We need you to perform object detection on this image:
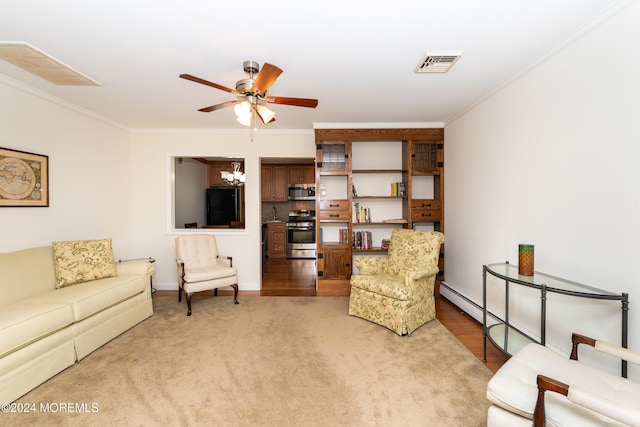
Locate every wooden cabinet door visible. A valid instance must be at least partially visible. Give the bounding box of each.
[411,141,443,174]
[272,166,288,201]
[261,166,273,201]
[261,165,288,201]
[318,247,351,279]
[317,142,350,174]
[288,166,315,184]
[288,167,303,184]
[303,166,315,183]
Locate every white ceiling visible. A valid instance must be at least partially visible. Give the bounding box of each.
[0,0,627,130]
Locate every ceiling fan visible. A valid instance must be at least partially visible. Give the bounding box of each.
[180,60,318,126]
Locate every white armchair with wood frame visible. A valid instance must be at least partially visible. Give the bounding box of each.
[487,333,640,426]
[175,234,239,316]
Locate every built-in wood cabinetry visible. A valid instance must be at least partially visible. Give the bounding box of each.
[288,166,315,184]
[267,222,286,258]
[261,164,315,202]
[261,165,288,202]
[315,129,445,296]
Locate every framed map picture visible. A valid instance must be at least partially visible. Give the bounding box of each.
[0,147,49,207]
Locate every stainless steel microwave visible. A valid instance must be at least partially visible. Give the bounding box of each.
[288,184,315,201]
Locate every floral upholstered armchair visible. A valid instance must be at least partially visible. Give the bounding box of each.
[349,229,444,336]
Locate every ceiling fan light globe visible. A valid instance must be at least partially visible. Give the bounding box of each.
[256,105,276,124]
[236,114,252,127]
[234,100,251,116]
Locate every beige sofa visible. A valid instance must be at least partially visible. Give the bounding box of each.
[0,242,154,403]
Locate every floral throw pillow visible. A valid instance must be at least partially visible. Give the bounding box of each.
[52,238,116,288]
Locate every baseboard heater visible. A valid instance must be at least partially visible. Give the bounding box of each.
[440,281,501,325]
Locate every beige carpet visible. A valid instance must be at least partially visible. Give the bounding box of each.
[7,295,492,426]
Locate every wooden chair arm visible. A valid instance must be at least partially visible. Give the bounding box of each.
[534,375,569,427]
[535,374,640,427]
[571,332,640,366]
[571,332,596,360]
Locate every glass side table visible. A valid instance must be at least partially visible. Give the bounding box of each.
[482,262,629,376]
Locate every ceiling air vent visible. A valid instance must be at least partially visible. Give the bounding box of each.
[414,52,463,74]
[0,42,100,86]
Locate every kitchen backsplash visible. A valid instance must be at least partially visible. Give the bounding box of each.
[262,201,315,222]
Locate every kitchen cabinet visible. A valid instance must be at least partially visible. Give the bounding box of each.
[261,165,288,202]
[288,166,315,184]
[267,222,286,258]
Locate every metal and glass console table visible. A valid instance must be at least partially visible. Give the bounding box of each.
[483,262,629,376]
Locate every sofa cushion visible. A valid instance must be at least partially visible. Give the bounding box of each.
[184,264,237,282]
[387,229,443,276]
[0,302,74,358]
[350,274,410,300]
[0,246,57,305]
[24,275,146,322]
[52,238,117,288]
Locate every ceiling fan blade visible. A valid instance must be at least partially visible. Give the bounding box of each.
[180,73,239,95]
[251,63,283,96]
[198,100,238,112]
[266,96,318,108]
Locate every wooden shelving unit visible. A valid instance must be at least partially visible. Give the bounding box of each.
[315,128,445,296]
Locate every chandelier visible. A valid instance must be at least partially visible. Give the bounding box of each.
[220,161,245,186]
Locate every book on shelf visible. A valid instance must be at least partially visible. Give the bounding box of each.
[381,238,390,250]
[390,182,407,197]
[319,227,349,245]
[382,218,407,224]
[339,228,349,245]
[352,202,371,223]
[352,230,373,250]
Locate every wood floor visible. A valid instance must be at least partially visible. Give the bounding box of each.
[261,258,509,373]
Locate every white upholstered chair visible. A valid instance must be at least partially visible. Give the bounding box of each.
[487,333,640,426]
[175,234,239,316]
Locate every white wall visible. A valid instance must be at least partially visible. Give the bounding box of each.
[129,130,315,292]
[0,79,134,257]
[0,76,315,292]
[444,2,640,380]
[174,157,206,228]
